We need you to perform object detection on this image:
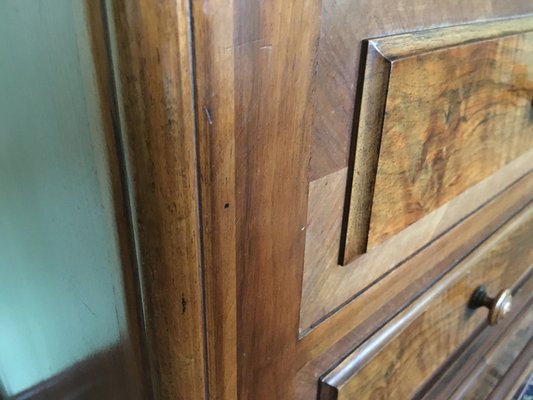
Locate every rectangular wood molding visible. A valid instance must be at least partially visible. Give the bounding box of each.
[341,16,533,264]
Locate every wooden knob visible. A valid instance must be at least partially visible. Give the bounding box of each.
[469,286,512,326]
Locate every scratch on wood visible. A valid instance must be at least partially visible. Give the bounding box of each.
[225,38,264,50]
[203,105,213,125]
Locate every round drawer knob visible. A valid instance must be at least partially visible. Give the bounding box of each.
[469,286,513,326]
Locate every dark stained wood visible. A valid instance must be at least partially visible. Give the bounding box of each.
[104,0,206,398]
[310,0,533,181]
[6,1,533,399]
[342,18,533,263]
[105,2,533,399]
[191,0,322,398]
[320,204,533,400]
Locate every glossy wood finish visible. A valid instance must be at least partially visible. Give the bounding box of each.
[421,288,533,400]
[310,0,533,180]
[450,305,533,400]
[104,1,206,398]
[6,1,533,399]
[190,2,237,397]
[342,18,533,263]
[191,1,321,398]
[301,156,533,332]
[320,204,533,400]
[185,7,533,400]
[179,2,533,399]
[296,175,533,399]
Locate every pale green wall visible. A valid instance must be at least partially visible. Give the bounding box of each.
[0,1,128,395]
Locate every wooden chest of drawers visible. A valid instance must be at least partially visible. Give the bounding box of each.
[2,2,532,399]
[104,1,533,399]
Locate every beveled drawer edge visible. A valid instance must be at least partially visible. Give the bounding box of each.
[320,205,533,398]
[299,172,533,366]
[301,152,533,333]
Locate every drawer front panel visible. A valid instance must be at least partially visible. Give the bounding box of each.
[301,18,533,334]
[342,18,533,263]
[321,203,533,400]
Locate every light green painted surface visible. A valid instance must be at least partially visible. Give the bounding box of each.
[0,1,127,395]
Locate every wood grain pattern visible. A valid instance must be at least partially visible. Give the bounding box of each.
[185,6,533,400]
[191,1,322,398]
[295,172,533,399]
[104,1,206,398]
[191,1,237,398]
[343,17,533,263]
[420,291,533,400]
[489,340,533,400]
[310,0,533,180]
[320,204,533,400]
[301,154,533,332]
[450,305,533,400]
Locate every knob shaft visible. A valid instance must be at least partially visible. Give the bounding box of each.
[469,286,512,326]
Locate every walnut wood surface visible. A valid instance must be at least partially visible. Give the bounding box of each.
[104,1,206,398]
[296,173,533,399]
[489,340,533,400]
[302,156,533,332]
[9,2,533,399]
[450,305,533,400]
[320,205,533,400]
[342,18,533,263]
[310,0,533,181]
[188,9,533,400]
[190,1,238,398]
[192,1,321,398]
[420,290,533,400]
[103,1,533,398]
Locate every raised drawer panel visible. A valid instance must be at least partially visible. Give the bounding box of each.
[320,203,533,400]
[342,18,533,263]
